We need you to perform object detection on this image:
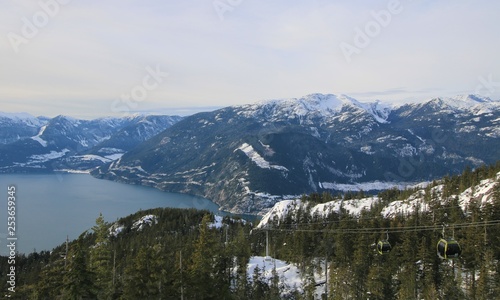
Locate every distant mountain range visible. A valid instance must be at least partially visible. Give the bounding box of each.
[0,113,182,172]
[86,93,500,214]
[1,94,499,214]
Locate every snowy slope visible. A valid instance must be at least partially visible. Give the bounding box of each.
[438,94,500,114]
[257,197,380,228]
[247,256,328,299]
[0,112,47,144]
[258,172,500,227]
[0,112,44,126]
[238,93,391,124]
[236,143,288,171]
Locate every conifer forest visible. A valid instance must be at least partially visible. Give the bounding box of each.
[1,162,500,299]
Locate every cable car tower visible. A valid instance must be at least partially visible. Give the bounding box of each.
[437,224,462,259]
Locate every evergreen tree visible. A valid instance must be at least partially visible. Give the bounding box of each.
[122,246,159,299]
[36,258,66,299]
[187,214,221,299]
[396,227,418,300]
[90,213,113,299]
[63,233,97,299]
[233,226,252,299]
[302,264,316,300]
[267,265,282,300]
[251,265,268,300]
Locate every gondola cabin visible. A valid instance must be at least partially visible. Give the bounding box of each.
[437,238,461,259]
[377,240,391,255]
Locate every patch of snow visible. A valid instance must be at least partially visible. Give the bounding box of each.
[55,169,91,174]
[320,181,417,191]
[247,256,304,296]
[75,154,110,163]
[98,147,124,154]
[79,139,89,147]
[109,223,125,237]
[396,144,417,157]
[104,153,124,161]
[31,125,48,147]
[132,214,158,231]
[458,125,476,133]
[209,215,224,229]
[407,129,425,143]
[458,175,499,211]
[360,145,374,155]
[29,149,70,162]
[310,127,321,138]
[236,143,288,171]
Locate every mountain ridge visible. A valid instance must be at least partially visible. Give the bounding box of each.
[92,93,500,214]
[0,114,183,172]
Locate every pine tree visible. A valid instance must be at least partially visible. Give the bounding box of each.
[122,246,159,299]
[63,233,97,299]
[187,214,220,299]
[251,264,268,300]
[90,213,112,299]
[366,255,394,300]
[233,225,251,299]
[267,265,282,300]
[476,248,495,300]
[36,257,66,299]
[303,264,316,300]
[396,228,418,300]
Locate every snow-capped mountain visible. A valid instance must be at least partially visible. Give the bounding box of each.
[0,112,48,144]
[0,114,183,172]
[92,93,500,214]
[239,93,392,124]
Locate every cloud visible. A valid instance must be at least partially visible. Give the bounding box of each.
[1,0,499,118]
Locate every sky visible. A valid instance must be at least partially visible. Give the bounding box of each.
[1,0,500,119]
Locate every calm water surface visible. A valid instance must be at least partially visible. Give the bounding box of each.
[0,174,224,255]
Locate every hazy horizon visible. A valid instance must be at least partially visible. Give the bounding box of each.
[2,0,500,119]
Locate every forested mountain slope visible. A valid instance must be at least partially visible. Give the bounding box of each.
[2,162,500,299]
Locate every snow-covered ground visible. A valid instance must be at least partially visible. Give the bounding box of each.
[29,149,70,162]
[319,180,424,192]
[258,172,500,227]
[132,214,158,230]
[247,256,328,299]
[257,197,380,228]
